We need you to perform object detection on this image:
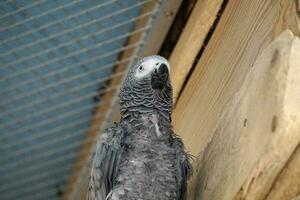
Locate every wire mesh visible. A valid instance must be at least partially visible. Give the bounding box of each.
[0,0,161,199]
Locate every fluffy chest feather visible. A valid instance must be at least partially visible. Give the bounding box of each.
[141,114,162,137]
[111,115,177,200]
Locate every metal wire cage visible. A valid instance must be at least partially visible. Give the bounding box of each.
[0,0,165,199]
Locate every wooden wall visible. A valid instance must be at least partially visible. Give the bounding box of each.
[170,0,300,199]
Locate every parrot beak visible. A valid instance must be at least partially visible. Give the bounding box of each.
[151,63,169,90]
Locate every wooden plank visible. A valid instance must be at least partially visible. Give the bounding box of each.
[190,30,300,200]
[170,0,299,199]
[235,31,300,200]
[170,0,224,101]
[293,195,300,200]
[140,0,183,57]
[173,0,300,157]
[265,145,300,200]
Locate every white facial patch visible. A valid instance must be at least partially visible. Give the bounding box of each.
[134,55,170,79]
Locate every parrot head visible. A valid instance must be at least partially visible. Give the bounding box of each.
[119,55,173,121]
[133,55,170,90]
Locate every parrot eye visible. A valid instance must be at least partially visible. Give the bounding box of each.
[138,65,144,71]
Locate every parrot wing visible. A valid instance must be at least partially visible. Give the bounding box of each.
[172,136,193,200]
[86,125,124,200]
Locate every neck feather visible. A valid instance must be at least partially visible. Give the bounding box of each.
[119,82,173,122]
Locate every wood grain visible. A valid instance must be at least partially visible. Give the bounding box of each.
[293,195,300,200]
[265,145,300,200]
[189,30,300,200]
[170,0,299,199]
[263,29,300,200]
[232,31,300,200]
[173,0,299,158]
[169,0,224,101]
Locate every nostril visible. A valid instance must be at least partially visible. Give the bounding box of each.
[159,63,168,74]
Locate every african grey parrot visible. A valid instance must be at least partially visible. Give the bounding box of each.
[87,55,193,200]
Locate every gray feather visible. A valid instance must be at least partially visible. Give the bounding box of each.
[172,136,193,200]
[87,55,192,200]
[86,125,124,200]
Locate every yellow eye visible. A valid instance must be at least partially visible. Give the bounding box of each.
[139,65,144,71]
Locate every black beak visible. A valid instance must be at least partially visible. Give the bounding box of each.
[151,63,169,90]
[158,63,169,75]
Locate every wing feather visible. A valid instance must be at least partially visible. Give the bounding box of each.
[86,126,124,200]
[172,136,193,200]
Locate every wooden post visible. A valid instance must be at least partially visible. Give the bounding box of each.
[170,0,225,101]
[173,0,300,157]
[265,145,300,200]
[170,0,299,199]
[191,30,300,200]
